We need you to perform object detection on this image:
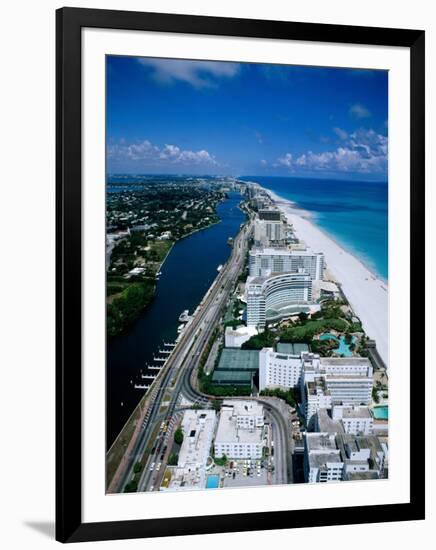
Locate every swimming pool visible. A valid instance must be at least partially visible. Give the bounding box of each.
[319,333,356,357]
[373,406,389,420]
[206,475,220,489]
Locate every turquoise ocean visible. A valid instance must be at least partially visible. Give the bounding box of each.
[241,176,388,281]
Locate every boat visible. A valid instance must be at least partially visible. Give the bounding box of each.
[227,237,234,246]
[177,324,185,334]
[134,384,149,390]
[179,309,190,322]
[217,264,223,272]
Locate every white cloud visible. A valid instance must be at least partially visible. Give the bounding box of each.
[277,153,293,168]
[276,129,387,174]
[255,131,263,144]
[108,139,217,166]
[260,159,268,166]
[333,127,348,140]
[349,103,371,119]
[138,59,240,88]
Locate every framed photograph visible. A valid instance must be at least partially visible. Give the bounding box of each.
[56,7,425,543]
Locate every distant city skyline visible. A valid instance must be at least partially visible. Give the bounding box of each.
[107,56,388,181]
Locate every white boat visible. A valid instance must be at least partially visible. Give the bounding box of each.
[179,309,190,322]
[217,264,223,272]
[177,324,185,334]
[134,384,149,390]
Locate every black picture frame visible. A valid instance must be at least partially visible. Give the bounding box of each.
[56,7,425,543]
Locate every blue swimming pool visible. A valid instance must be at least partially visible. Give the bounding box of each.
[206,475,220,489]
[319,333,356,357]
[373,406,388,420]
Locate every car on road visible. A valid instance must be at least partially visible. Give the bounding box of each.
[149,462,155,471]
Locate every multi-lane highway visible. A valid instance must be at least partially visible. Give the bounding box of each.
[113,216,252,492]
[113,212,291,493]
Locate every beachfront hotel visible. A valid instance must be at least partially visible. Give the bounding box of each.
[246,271,313,328]
[248,246,324,281]
[301,355,374,422]
[253,218,287,244]
[304,432,388,483]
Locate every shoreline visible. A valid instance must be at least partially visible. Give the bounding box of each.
[255,184,388,366]
[265,187,387,284]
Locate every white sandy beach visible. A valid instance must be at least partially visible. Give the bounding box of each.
[264,188,388,366]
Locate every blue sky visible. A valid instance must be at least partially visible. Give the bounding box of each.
[107,56,388,181]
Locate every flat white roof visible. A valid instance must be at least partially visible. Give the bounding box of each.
[250,246,322,256]
[177,409,216,468]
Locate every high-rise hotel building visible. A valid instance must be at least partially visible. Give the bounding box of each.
[246,271,313,328]
[249,246,324,281]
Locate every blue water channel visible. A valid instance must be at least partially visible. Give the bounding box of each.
[107,192,245,448]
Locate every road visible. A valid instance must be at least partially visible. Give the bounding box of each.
[114,212,292,493]
[114,216,252,492]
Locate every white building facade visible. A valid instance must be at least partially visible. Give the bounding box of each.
[249,247,324,281]
[214,400,265,460]
[259,347,302,390]
[301,355,374,422]
[332,405,374,435]
[246,272,313,328]
[304,433,344,483]
[253,219,286,244]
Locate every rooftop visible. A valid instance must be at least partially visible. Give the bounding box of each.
[317,409,344,434]
[250,246,322,256]
[305,432,337,452]
[321,357,372,367]
[215,348,260,372]
[177,409,216,469]
[276,342,309,355]
[222,400,264,418]
[333,406,372,419]
[309,452,343,469]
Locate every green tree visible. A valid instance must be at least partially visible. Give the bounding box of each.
[372,387,380,404]
[124,480,138,493]
[298,312,308,324]
[174,427,184,446]
[214,454,227,467]
[168,453,179,466]
[212,399,223,412]
[133,462,142,474]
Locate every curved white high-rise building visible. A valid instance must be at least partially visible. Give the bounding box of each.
[246,271,313,328]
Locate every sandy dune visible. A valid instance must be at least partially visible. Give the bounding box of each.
[265,189,388,366]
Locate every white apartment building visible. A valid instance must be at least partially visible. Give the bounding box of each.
[259,347,302,390]
[305,377,333,421]
[332,405,374,435]
[254,219,286,244]
[165,409,216,492]
[301,355,374,422]
[304,433,344,483]
[249,246,324,281]
[305,432,387,483]
[214,400,265,460]
[246,272,313,328]
[337,434,388,480]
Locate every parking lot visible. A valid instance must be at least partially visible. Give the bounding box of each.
[221,459,271,488]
